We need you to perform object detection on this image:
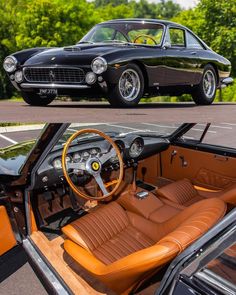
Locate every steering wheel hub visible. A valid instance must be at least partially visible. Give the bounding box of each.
[86,158,102,174]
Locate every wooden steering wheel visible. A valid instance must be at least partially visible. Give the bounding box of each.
[133,34,157,45]
[62,129,124,201]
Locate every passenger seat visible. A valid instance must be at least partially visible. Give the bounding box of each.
[157,178,236,207]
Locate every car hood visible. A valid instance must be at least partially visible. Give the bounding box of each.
[0,141,35,176]
[23,43,140,66]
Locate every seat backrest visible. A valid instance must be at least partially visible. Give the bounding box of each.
[63,202,129,252]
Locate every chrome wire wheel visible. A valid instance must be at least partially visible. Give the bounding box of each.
[118,69,141,102]
[203,70,216,99]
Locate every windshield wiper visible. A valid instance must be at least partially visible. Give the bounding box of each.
[77,41,94,44]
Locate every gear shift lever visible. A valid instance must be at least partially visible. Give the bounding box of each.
[131,162,149,199]
[131,162,138,192]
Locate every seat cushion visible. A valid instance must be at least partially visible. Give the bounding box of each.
[157,178,203,206]
[62,202,155,264]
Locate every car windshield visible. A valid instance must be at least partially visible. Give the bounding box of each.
[56,123,181,147]
[80,22,164,46]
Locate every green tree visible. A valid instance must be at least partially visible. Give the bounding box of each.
[133,0,182,19]
[173,0,236,76]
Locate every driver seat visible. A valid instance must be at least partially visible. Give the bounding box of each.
[62,198,226,294]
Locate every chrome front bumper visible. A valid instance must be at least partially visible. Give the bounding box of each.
[21,83,91,89]
[220,77,234,88]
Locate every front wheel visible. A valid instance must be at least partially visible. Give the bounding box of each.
[192,65,217,105]
[22,92,55,106]
[107,64,144,107]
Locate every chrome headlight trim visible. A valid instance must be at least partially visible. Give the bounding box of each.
[3,56,18,73]
[91,57,107,74]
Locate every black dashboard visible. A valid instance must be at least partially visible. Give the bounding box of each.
[35,134,170,190]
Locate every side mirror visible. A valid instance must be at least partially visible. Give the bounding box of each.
[163,41,171,49]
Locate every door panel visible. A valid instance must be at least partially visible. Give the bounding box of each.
[161,48,199,86]
[0,206,17,255]
[161,146,236,190]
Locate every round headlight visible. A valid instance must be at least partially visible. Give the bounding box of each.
[3,56,18,73]
[91,57,107,74]
[15,71,23,83]
[85,72,97,85]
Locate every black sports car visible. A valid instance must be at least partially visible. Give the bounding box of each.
[0,123,236,294]
[3,19,233,107]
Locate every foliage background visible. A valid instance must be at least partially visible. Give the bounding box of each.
[0,0,235,101]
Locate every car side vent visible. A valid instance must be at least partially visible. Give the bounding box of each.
[64,46,81,52]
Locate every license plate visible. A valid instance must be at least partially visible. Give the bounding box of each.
[39,89,58,96]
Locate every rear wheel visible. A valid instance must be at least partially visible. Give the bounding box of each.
[22,92,55,106]
[192,65,217,105]
[107,64,144,107]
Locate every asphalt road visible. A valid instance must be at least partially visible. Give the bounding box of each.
[1,122,236,149]
[1,101,236,122]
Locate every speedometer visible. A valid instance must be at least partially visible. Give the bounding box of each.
[129,137,144,158]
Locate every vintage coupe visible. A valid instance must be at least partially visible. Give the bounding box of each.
[3,19,233,107]
[0,123,236,294]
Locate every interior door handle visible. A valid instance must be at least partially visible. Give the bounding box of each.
[214,155,228,162]
[170,150,177,164]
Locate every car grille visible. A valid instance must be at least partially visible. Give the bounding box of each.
[23,67,85,84]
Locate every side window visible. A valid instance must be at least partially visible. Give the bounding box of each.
[169,28,185,47]
[186,31,204,49]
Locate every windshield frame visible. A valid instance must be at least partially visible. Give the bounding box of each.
[79,21,166,47]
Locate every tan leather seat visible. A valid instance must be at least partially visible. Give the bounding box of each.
[157,178,236,207]
[62,199,226,294]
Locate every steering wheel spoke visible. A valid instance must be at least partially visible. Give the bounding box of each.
[100,147,116,164]
[94,173,109,196]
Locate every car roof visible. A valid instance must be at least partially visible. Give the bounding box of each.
[100,18,186,29]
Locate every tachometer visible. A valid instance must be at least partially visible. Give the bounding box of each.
[82,151,90,160]
[90,148,99,156]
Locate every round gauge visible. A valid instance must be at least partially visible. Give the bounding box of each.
[82,151,90,160]
[129,138,144,158]
[53,158,62,169]
[90,148,98,156]
[66,156,72,164]
[73,152,81,162]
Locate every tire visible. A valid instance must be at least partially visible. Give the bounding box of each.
[22,92,55,106]
[107,64,144,107]
[192,65,217,105]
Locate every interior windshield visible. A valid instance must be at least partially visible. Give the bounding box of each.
[80,22,164,46]
[57,123,181,147]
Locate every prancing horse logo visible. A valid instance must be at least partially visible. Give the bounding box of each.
[49,70,56,82]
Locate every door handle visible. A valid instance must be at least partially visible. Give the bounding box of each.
[170,150,177,164]
[191,51,197,55]
[214,155,228,162]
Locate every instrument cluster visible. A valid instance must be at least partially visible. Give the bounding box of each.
[52,148,101,170]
